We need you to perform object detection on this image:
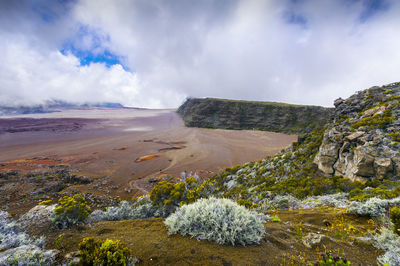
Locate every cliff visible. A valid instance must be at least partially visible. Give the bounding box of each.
[177,98,333,134]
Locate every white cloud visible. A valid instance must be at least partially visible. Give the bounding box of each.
[1,0,400,108]
[0,35,145,107]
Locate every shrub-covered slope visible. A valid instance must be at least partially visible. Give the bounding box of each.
[207,82,400,204]
[177,97,333,134]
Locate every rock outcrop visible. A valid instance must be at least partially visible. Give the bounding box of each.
[314,82,400,181]
[177,98,333,134]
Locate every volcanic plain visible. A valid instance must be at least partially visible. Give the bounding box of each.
[0,108,296,202]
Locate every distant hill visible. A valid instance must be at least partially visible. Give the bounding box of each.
[0,100,125,116]
[177,97,333,134]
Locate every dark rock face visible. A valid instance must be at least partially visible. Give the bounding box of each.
[314,82,400,181]
[177,98,333,134]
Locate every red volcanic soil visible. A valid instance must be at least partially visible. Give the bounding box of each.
[0,109,297,198]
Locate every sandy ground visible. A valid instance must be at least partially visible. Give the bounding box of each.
[0,108,297,197]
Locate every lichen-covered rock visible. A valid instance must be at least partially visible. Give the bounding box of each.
[315,82,400,181]
[18,204,56,229]
[302,233,326,248]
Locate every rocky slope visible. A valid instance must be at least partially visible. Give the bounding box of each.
[207,82,400,204]
[315,82,400,181]
[177,98,333,134]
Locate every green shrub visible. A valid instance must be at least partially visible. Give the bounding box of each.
[164,197,266,246]
[237,198,258,209]
[350,108,394,130]
[149,177,217,209]
[319,253,351,266]
[389,206,400,236]
[53,194,91,228]
[389,132,400,142]
[77,237,136,266]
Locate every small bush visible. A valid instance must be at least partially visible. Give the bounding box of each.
[164,197,266,246]
[0,211,45,250]
[150,177,217,210]
[389,206,400,235]
[86,196,169,223]
[77,237,136,266]
[318,253,351,266]
[53,194,91,228]
[347,197,389,218]
[0,244,56,266]
[373,227,400,265]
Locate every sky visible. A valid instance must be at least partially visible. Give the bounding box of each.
[0,0,400,108]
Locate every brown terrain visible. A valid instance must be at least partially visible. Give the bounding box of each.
[39,208,381,265]
[0,108,385,264]
[0,108,296,211]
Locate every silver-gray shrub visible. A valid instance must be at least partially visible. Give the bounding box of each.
[300,193,349,209]
[164,197,266,246]
[271,195,300,210]
[0,211,44,250]
[347,197,389,218]
[87,195,168,222]
[373,227,400,265]
[347,197,400,218]
[0,244,57,266]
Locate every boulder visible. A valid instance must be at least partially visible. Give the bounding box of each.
[314,131,341,174]
[333,142,353,177]
[345,131,364,142]
[353,147,375,177]
[363,105,386,117]
[302,233,326,248]
[18,204,55,229]
[374,158,393,179]
[334,98,345,107]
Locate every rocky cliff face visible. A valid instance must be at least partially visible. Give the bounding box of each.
[314,82,400,181]
[177,98,333,134]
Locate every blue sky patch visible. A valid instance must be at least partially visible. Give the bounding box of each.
[60,24,130,71]
[61,44,129,71]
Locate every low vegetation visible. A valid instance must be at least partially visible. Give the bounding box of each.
[87,195,168,222]
[373,227,400,265]
[389,206,400,235]
[53,194,91,228]
[0,210,56,265]
[164,197,266,246]
[2,82,400,264]
[77,237,136,266]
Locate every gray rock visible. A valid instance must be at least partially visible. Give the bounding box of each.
[353,146,375,177]
[18,204,56,229]
[363,105,386,117]
[374,158,393,179]
[302,233,326,248]
[346,131,364,141]
[334,98,345,107]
